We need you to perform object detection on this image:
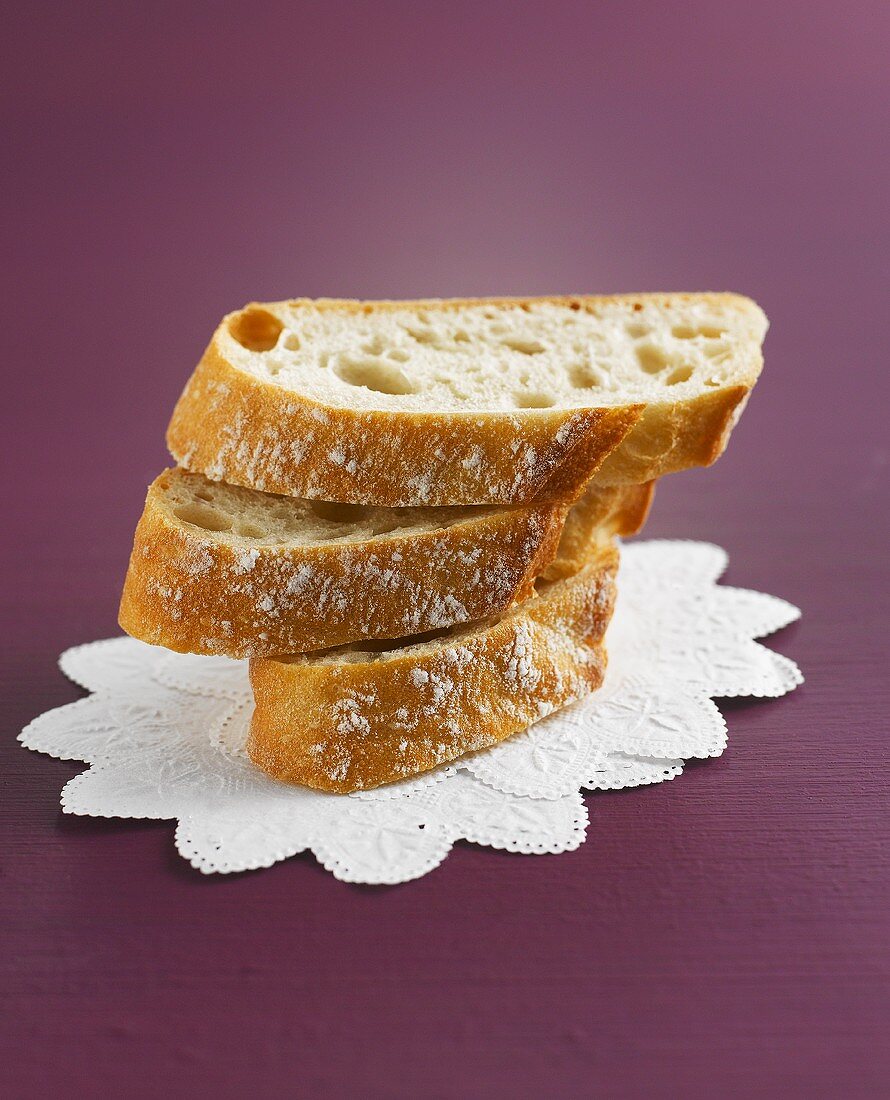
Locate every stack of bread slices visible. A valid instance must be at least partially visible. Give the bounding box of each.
[120,294,767,792]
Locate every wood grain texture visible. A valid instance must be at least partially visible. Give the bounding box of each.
[1,4,888,1097]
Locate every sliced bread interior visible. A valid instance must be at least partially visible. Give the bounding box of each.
[204,295,763,413]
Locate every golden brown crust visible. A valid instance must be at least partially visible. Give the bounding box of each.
[592,386,750,484]
[543,481,655,581]
[247,541,619,793]
[118,473,649,658]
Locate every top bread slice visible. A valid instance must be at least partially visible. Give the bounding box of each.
[167,294,767,507]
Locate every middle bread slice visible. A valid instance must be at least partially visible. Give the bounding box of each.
[247,535,620,793]
[119,468,653,658]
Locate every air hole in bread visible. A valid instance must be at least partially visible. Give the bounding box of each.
[310,500,369,523]
[333,356,417,396]
[195,489,214,502]
[282,332,301,351]
[502,338,545,355]
[665,365,693,385]
[405,327,435,345]
[387,348,410,362]
[443,379,470,400]
[568,363,603,389]
[636,345,669,374]
[704,344,729,360]
[514,390,556,408]
[454,329,470,342]
[236,522,267,538]
[174,503,233,532]
[229,308,283,352]
[362,336,385,356]
[672,324,726,340]
[625,323,649,339]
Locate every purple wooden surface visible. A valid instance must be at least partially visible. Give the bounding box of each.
[2,3,888,1096]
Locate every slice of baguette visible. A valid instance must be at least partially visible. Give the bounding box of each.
[247,538,619,793]
[118,467,652,658]
[167,293,766,507]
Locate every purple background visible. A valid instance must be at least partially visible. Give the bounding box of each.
[2,3,888,1096]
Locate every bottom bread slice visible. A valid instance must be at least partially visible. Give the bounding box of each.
[247,538,618,793]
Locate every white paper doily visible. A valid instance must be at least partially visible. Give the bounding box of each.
[20,541,802,884]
